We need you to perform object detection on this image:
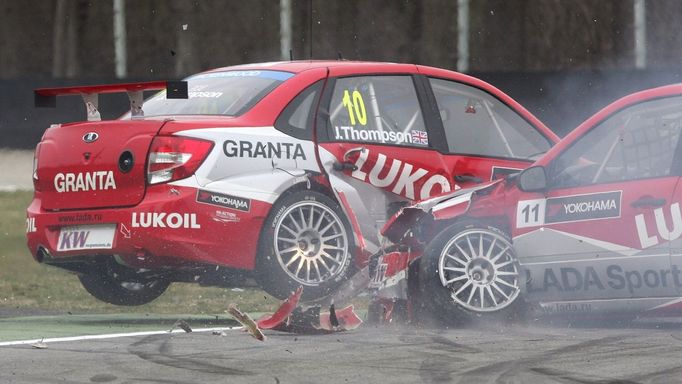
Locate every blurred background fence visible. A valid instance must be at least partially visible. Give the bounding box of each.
[2,0,682,148]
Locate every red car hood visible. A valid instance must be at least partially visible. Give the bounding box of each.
[381,180,503,242]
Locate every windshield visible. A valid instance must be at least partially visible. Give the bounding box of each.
[139,70,294,117]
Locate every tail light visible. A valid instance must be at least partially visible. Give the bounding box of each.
[147,136,214,185]
[32,143,42,191]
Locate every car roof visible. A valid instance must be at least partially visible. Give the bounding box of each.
[199,60,560,145]
[203,60,417,74]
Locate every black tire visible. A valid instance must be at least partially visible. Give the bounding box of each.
[256,190,355,301]
[78,266,170,306]
[417,222,523,326]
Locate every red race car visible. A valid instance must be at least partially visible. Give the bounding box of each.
[372,83,682,324]
[26,61,557,305]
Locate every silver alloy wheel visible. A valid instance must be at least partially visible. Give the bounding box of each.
[438,229,520,312]
[273,200,349,286]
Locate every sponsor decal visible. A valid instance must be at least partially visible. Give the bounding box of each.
[188,91,223,98]
[410,130,429,145]
[349,149,453,200]
[545,191,621,224]
[223,140,306,160]
[197,70,294,81]
[636,202,682,248]
[516,191,621,228]
[527,265,682,294]
[60,230,90,250]
[197,190,251,212]
[538,302,593,315]
[119,223,131,239]
[57,225,115,251]
[199,70,263,78]
[213,210,240,223]
[26,217,36,233]
[334,126,427,146]
[54,171,116,193]
[57,213,103,223]
[131,213,201,229]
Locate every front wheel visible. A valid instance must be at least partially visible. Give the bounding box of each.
[256,191,354,301]
[78,264,170,306]
[417,222,522,325]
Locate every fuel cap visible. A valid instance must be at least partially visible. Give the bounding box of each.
[118,151,134,173]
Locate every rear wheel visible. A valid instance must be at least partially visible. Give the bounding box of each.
[78,264,170,306]
[257,191,354,300]
[418,222,522,325]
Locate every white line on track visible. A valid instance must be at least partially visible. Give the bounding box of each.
[0,326,243,347]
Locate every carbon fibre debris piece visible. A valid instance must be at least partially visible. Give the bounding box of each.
[329,303,339,328]
[170,319,193,333]
[228,303,265,341]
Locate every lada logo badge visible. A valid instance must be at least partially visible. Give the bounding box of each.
[82,132,99,143]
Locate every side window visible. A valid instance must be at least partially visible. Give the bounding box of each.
[275,80,323,140]
[429,78,551,159]
[549,96,682,188]
[326,76,429,147]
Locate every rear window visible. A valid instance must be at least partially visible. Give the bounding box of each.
[138,70,294,117]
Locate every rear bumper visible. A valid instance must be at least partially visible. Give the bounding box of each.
[26,182,271,270]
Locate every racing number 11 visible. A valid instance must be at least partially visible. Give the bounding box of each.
[342,90,367,126]
[516,199,546,228]
[522,204,540,223]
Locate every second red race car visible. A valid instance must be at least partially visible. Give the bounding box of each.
[372,83,682,324]
[26,60,558,305]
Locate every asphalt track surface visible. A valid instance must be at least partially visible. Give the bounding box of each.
[3,316,682,384]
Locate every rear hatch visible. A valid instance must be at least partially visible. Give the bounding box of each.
[36,119,166,210]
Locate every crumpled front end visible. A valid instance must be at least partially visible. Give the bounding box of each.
[366,180,505,323]
[381,180,501,244]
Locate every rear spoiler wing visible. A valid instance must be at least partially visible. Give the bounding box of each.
[34,80,188,121]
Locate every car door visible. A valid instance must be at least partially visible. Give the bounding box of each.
[316,72,450,257]
[662,134,682,301]
[424,76,556,186]
[514,95,682,303]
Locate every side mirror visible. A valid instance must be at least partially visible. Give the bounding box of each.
[518,165,547,192]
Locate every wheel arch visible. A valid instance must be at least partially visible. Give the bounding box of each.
[426,215,512,244]
[271,176,338,206]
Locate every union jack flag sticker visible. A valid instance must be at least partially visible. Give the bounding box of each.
[411,130,429,145]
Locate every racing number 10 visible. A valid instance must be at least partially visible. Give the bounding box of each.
[342,90,367,126]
